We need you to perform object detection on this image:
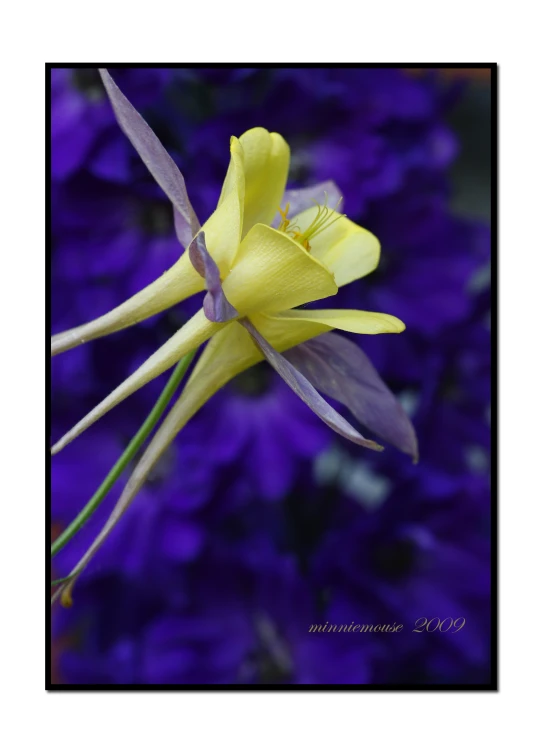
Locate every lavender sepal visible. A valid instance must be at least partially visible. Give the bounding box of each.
[188,232,238,323]
[285,332,418,461]
[241,319,384,452]
[99,68,200,248]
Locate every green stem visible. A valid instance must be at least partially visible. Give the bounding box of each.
[51,349,197,559]
[51,575,74,587]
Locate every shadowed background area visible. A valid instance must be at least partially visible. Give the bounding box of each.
[50,66,492,685]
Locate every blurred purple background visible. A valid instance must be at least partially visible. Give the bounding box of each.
[50,66,492,685]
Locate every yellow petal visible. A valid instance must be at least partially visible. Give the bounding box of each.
[201,136,245,274]
[223,224,337,314]
[133,321,267,448]
[292,205,380,287]
[144,318,297,446]
[233,128,290,240]
[51,309,224,453]
[265,308,405,341]
[51,250,204,356]
[171,322,260,429]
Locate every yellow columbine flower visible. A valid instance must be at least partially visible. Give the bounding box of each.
[51,69,414,602]
[51,70,404,455]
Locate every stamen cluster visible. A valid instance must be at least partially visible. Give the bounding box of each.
[277,193,344,252]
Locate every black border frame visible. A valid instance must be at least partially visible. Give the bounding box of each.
[47,62,498,692]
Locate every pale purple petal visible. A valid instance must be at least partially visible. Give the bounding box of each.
[286,332,418,461]
[272,180,342,227]
[188,232,238,323]
[241,319,383,453]
[99,68,200,248]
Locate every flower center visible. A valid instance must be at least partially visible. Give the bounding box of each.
[277,193,344,252]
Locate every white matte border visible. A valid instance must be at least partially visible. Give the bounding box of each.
[1,1,537,750]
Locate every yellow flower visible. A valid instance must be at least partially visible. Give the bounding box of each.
[51,70,411,604]
[52,129,403,454]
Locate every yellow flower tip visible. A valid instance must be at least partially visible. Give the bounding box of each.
[378,313,407,334]
[60,585,74,608]
[241,126,270,139]
[230,135,243,152]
